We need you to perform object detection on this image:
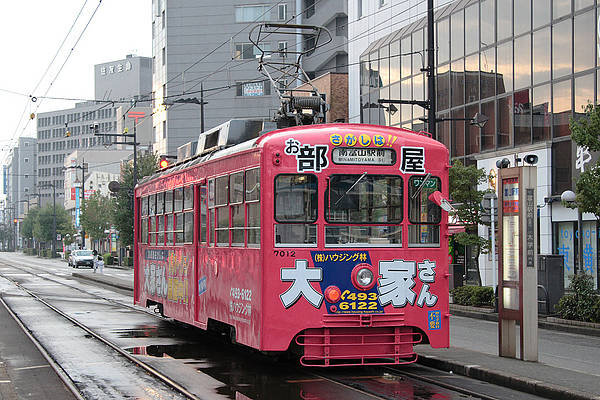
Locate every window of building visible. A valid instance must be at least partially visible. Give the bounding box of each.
[235,5,270,22]
[305,0,315,18]
[278,41,287,58]
[162,47,165,65]
[574,10,595,74]
[234,43,255,60]
[552,19,572,80]
[357,0,363,18]
[553,79,572,137]
[533,27,551,85]
[278,3,287,20]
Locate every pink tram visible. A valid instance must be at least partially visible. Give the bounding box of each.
[134,121,450,366]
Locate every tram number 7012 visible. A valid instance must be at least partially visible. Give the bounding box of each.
[273,250,296,257]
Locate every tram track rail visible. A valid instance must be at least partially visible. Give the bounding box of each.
[305,365,500,400]
[0,256,525,400]
[0,258,203,400]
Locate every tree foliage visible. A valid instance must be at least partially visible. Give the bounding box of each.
[113,152,158,247]
[20,206,39,240]
[449,160,492,286]
[32,204,73,243]
[80,193,114,243]
[569,104,600,222]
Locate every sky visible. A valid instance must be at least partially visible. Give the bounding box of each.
[0,0,152,161]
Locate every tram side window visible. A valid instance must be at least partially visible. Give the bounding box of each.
[200,185,207,244]
[165,190,174,214]
[246,168,260,246]
[156,192,165,215]
[183,186,194,210]
[141,196,149,216]
[184,211,193,243]
[408,175,441,246]
[175,213,184,243]
[230,172,245,246]
[274,174,317,246]
[174,187,184,212]
[149,216,156,245]
[139,196,148,244]
[149,194,156,216]
[215,175,229,246]
[157,215,165,245]
[166,214,174,245]
[157,192,166,245]
[140,217,148,244]
[324,174,403,246]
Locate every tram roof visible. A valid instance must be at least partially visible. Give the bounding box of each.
[138,123,444,187]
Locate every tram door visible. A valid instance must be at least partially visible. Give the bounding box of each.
[195,184,209,327]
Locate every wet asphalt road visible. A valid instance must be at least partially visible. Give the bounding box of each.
[0,253,547,400]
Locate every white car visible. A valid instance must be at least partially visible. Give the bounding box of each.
[68,250,95,268]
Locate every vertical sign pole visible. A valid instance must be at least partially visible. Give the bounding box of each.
[491,195,496,289]
[498,166,538,361]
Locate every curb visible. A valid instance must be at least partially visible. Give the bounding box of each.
[449,306,600,338]
[416,354,600,400]
[71,273,133,292]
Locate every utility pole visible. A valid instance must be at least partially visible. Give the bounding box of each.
[39,183,56,257]
[378,0,437,139]
[427,0,436,139]
[200,83,205,133]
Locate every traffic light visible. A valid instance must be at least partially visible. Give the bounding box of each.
[65,130,71,137]
[159,157,169,169]
[13,218,18,224]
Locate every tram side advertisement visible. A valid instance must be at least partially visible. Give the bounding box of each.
[279,251,442,331]
[142,248,193,317]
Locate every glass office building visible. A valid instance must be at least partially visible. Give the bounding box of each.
[358,0,599,288]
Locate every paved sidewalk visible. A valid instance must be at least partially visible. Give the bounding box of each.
[71,269,600,400]
[0,297,77,400]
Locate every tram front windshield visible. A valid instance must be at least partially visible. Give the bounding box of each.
[325,174,403,246]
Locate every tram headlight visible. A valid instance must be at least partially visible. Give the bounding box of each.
[351,263,376,291]
[356,268,373,287]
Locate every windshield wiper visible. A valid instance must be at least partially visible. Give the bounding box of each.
[335,172,367,206]
[411,173,432,199]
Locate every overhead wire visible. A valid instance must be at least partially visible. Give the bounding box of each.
[8,0,91,146]
[6,0,104,163]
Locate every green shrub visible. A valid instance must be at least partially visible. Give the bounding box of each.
[124,256,133,267]
[556,274,600,323]
[102,253,113,265]
[451,285,495,307]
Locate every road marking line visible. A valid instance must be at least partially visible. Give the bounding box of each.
[14,365,50,371]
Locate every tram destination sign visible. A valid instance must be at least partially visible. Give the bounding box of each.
[332,147,395,165]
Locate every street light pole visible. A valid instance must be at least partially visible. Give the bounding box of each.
[426,0,436,139]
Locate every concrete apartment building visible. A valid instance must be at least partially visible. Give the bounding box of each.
[36,55,152,206]
[6,137,38,219]
[152,0,348,157]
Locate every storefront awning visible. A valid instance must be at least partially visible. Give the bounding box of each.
[448,224,466,234]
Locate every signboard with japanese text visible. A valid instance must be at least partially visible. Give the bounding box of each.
[331,147,395,165]
[278,252,439,316]
[497,166,538,361]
